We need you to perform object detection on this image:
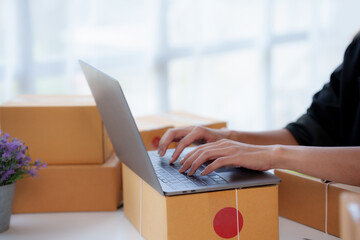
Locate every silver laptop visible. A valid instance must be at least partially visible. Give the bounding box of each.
[79,60,280,196]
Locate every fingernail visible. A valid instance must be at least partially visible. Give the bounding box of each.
[200,171,205,176]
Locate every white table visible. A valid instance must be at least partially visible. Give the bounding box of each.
[1,208,341,240]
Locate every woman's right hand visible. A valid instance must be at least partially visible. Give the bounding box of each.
[158,126,230,164]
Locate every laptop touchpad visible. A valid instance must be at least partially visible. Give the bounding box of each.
[214,166,235,173]
[215,167,263,182]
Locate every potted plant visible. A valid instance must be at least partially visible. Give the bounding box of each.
[0,131,46,233]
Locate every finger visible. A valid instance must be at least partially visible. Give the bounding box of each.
[178,146,208,173]
[179,139,229,164]
[158,127,190,157]
[187,148,226,176]
[179,141,217,166]
[200,157,233,175]
[179,145,199,164]
[170,128,206,163]
[172,129,230,163]
[179,144,223,173]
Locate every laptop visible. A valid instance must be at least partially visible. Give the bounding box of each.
[79,60,280,196]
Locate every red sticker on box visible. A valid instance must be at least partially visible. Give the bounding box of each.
[152,136,160,148]
[213,207,243,238]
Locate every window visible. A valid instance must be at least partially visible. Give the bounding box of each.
[1,0,360,130]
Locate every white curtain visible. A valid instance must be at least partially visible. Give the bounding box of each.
[1,0,360,130]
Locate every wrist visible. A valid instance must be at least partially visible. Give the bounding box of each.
[219,128,233,140]
[269,145,286,169]
[226,130,243,141]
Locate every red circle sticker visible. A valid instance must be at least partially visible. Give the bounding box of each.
[152,136,161,148]
[213,207,243,239]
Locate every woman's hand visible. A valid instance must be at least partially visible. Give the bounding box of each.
[178,139,275,176]
[158,126,230,163]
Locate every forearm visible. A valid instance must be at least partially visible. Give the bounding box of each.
[271,145,360,186]
[227,129,299,146]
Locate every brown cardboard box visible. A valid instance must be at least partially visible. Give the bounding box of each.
[13,154,121,213]
[340,193,360,240]
[123,165,279,240]
[135,112,227,150]
[328,183,360,236]
[275,169,360,237]
[136,112,227,130]
[135,119,174,151]
[0,95,113,165]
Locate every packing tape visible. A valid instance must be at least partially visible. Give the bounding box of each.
[140,179,143,237]
[325,181,334,239]
[235,188,240,240]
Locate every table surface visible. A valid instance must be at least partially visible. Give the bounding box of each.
[1,208,341,240]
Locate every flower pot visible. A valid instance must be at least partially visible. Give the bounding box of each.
[0,183,16,233]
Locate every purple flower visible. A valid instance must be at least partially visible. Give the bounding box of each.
[34,159,41,167]
[28,169,37,177]
[20,145,28,153]
[2,151,11,160]
[8,141,19,152]
[0,131,46,186]
[16,151,25,161]
[2,133,10,140]
[24,156,31,164]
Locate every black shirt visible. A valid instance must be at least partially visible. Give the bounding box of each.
[286,32,360,146]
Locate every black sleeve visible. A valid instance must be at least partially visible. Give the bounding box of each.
[285,66,342,146]
[285,32,360,146]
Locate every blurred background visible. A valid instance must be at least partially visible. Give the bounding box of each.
[1,0,360,131]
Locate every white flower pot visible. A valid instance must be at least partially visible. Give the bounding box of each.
[0,183,16,233]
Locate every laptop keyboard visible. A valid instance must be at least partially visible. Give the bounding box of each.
[149,151,228,190]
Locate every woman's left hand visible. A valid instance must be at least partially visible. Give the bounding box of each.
[178,139,275,176]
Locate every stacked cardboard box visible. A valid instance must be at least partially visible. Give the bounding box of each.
[125,115,279,239]
[0,95,114,164]
[0,95,121,213]
[12,154,121,213]
[275,169,360,237]
[340,192,360,240]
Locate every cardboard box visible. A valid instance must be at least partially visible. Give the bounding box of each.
[340,193,360,240]
[135,112,227,150]
[12,154,122,213]
[123,165,279,240]
[135,119,174,151]
[275,169,360,237]
[0,95,113,165]
[136,112,227,130]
